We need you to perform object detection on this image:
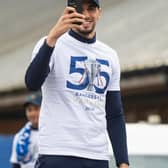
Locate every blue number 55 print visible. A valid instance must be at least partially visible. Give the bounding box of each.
[66,56,110,94]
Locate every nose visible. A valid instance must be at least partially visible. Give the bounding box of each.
[82,9,90,18]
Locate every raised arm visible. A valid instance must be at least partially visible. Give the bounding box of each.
[25,7,85,91]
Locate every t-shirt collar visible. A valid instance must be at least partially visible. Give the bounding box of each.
[68,29,96,44]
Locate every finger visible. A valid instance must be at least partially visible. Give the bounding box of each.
[64,6,76,14]
[65,18,85,25]
[62,13,85,22]
[68,12,85,19]
[69,23,82,29]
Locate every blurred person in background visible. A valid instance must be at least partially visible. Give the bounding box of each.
[25,0,129,168]
[10,92,42,168]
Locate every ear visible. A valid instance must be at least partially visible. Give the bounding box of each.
[98,8,102,20]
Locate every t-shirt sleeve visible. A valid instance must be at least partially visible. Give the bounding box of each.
[31,36,54,70]
[107,50,121,91]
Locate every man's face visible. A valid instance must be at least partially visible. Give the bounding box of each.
[25,104,40,128]
[75,0,101,36]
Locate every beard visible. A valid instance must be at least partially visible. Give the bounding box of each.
[76,21,96,36]
[77,27,94,35]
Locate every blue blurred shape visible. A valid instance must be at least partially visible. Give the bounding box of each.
[0,135,13,168]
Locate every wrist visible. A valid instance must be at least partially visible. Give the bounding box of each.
[46,36,57,47]
[119,163,129,168]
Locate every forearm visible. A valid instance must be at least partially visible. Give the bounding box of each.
[106,91,129,167]
[107,115,129,167]
[25,40,54,91]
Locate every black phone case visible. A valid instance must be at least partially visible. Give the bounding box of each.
[67,0,82,13]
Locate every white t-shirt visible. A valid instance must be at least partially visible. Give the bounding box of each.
[10,125,39,168]
[32,32,120,160]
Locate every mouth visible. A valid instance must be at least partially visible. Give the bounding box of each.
[81,20,93,27]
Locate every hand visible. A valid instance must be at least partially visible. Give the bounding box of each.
[119,163,129,168]
[46,6,85,47]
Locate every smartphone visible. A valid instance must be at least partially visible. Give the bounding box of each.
[67,0,82,13]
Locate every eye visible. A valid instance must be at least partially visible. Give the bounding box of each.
[88,6,97,12]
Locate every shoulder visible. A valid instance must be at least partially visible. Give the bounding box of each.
[51,32,72,52]
[16,122,32,136]
[12,132,20,148]
[55,32,70,46]
[96,40,119,60]
[33,36,47,53]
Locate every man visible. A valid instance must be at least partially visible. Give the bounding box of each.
[25,0,129,168]
[10,92,42,168]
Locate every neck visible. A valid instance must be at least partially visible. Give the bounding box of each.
[74,29,96,39]
[31,124,38,130]
[69,29,96,44]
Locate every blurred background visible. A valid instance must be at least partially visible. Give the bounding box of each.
[0,0,168,167]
